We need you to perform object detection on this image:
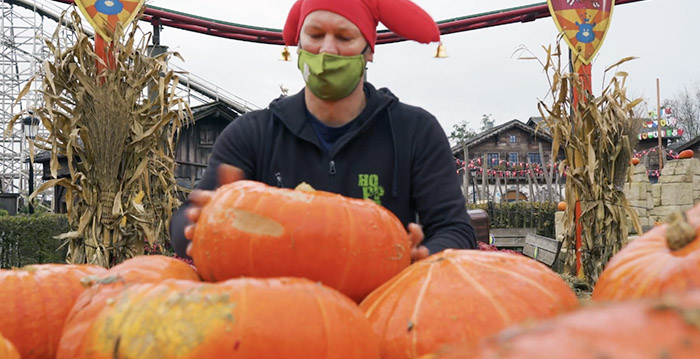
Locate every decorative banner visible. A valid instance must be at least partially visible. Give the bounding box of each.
[547,0,615,65]
[74,0,145,41]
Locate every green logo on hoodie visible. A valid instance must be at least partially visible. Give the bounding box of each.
[358,174,385,205]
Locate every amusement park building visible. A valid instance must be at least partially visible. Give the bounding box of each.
[30,100,242,213]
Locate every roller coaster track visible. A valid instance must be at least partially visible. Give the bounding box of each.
[6,0,260,114]
[50,0,646,45]
[0,0,646,201]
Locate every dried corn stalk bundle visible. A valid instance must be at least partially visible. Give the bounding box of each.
[533,41,642,284]
[7,10,191,267]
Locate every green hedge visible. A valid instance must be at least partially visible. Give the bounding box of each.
[0,214,70,268]
[468,202,557,238]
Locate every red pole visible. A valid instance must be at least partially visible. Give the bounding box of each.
[94,34,115,79]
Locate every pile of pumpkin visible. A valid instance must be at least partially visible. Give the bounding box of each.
[2,180,700,358]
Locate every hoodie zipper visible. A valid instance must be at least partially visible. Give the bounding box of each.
[275,172,285,188]
[328,160,336,190]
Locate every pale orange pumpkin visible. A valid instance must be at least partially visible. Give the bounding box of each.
[593,203,700,301]
[0,264,106,359]
[557,201,567,211]
[57,255,201,359]
[65,277,380,359]
[192,180,411,302]
[422,290,700,359]
[679,149,695,159]
[360,249,579,358]
[0,331,20,359]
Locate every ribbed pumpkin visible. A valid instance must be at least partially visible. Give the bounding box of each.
[422,290,700,359]
[67,277,380,359]
[0,331,20,359]
[359,249,579,358]
[593,204,700,301]
[57,255,201,359]
[0,264,106,359]
[192,180,411,302]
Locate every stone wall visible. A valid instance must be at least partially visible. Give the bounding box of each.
[624,158,700,229]
[554,157,700,244]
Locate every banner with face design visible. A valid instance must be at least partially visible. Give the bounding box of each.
[74,0,145,41]
[547,0,615,65]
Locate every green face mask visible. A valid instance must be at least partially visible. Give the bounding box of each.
[297,49,365,101]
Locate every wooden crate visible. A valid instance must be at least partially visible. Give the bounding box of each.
[490,228,536,251]
[522,233,562,267]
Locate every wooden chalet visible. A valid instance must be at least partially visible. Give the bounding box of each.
[34,100,244,213]
[452,119,565,203]
[175,101,242,192]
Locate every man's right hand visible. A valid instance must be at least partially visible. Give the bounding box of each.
[183,164,244,256]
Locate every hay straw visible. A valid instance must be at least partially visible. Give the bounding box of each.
[520,37,643,284]
[6,9,192,267]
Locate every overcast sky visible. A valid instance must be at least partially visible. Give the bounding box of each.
[140,0,696,137]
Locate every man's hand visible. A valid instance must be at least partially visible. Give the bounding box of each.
[184,164,244,256]
[408,223,429,262]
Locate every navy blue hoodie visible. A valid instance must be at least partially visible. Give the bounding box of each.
[170,83,476,256]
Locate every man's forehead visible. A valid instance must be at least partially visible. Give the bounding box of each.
[302,10,360,30]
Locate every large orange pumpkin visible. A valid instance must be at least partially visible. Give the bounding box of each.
[593,203,700,301]
[66,277,380,359]
[0,332,20,359]
[359,249,579,358]
[192,180,411,302]
[57,255,201,359]
[422,290,700,359]
[0,264,106,359]
[679,149,695,159]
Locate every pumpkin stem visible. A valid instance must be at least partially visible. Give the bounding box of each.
[295,182,316,193]
[666,211,696,251]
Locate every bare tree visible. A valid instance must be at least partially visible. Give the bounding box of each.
[663,80,700,141]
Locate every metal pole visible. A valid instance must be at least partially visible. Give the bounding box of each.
[657,78,663,171]
[28,161,33,214]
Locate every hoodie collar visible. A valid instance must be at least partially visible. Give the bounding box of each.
[269,82,397,141]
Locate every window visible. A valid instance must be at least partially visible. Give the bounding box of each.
[509,135,517,144]
[487,153,500,167]
[508,152,518,164]
[528,152,541,164]
[199,126,216,146]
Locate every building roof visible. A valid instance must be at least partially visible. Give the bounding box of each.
[670,134,700,152]
[33,150,52,163]
[450,119,553,153]
[190,100,241,123]
[526,116,551,135]
[32,100,240,164]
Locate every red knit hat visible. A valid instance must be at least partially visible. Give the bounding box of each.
[282,0,440,52]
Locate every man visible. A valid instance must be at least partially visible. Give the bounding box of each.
[170,0,476,260]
